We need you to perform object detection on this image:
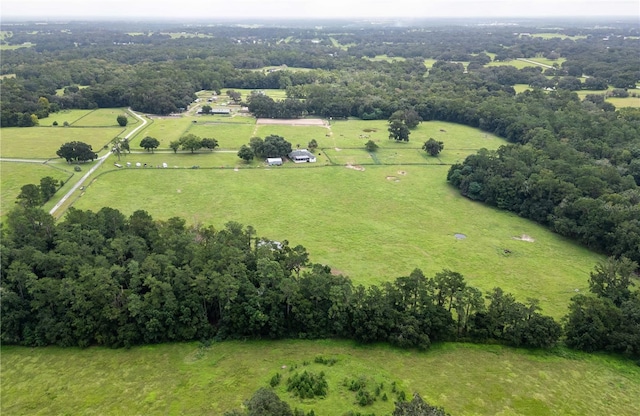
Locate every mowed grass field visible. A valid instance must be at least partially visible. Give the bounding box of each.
[72,165,601,318]
[2,341,639,415]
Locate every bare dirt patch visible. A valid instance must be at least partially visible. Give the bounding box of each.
[386,176,398,181]
[177,189,182,193]
[513,234,535,242]
[397,170,407,175]
[256,118,327,126]
[334,147,342,151]
[345,164,365,171]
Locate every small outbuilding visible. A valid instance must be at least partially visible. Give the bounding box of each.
[267,157,283,166]
[288,149,317,163]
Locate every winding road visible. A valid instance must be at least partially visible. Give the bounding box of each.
[48,109,148,217]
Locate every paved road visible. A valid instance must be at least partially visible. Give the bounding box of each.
[49,109,148,217]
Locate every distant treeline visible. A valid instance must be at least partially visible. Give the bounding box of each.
[2,207,638,357]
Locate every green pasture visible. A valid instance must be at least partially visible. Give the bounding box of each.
[2,341,638,415]
[321,148,447,166]
[72,165,601,318]
[364,55,407,62]
[423,58,438,68]
[71,108,136,127]
[187,120,256,149]
[0,162,73,217]
[255,125,329,148]
[47,109,93,125]
[608,96,640,108]
[486,59,539,69]
[0,127,123,158]
[221,88,288,101]
[529,56,566,67]
[0,42,34,50]
[327,120,503,151]
[532,33,587,40]
[131,117,192,147]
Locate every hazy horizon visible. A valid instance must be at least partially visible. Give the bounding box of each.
[1,0,638,21]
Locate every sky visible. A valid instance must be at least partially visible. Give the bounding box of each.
[1,0,638,20]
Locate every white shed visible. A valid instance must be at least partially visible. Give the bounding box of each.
[267,157,283,166]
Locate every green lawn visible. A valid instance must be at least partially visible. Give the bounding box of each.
[2,341,638,415]
[0,127,124,158]
[71,165,601,318]
[255,125,329,148]
[0,162,73,216]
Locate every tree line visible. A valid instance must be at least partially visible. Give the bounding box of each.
[2,206,637,356]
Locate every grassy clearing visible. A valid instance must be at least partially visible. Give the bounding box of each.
[2,341,638,415]
[532,33,587,40]
[72,165,601,318]
[111,151,246,168]
[486,60,540,69]
[0,162,73,216]
[0,73,16,79]
[363,55,407,62]
[0,127,124,158]
[608,96,640,108]
[0,42,34,50]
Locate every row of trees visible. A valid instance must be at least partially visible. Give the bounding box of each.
[16,176,61,208]
[2,206,565,351]
[7,206,638,357]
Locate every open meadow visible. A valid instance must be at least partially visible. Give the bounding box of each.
[72,165,601,318]
[2,341,639,415]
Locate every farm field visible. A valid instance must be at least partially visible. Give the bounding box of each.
[71,165,602,318]
[187,120,257,149]
[46,109,93,125]
[71,108,137,127]
[531,33,588,40]
[2,341,639,416]
[0,126,123,158]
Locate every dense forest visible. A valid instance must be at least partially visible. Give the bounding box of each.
[1,20,639,355]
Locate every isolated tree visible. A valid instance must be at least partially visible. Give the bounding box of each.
[423,138,444,156]
[201,138,219,151]
[116,114,128,127]
[39,176,59,202]
[365,139,379,152]
[388,120,410,142]
[56,141,97,163]
[140,136,160,153]
[180,134,203,153]
[308,139,318,151]
[169,140,181,154]
[201,104,212,114]
[390,109,422,129]
[237,145,254,162]
[120,139,130,153]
